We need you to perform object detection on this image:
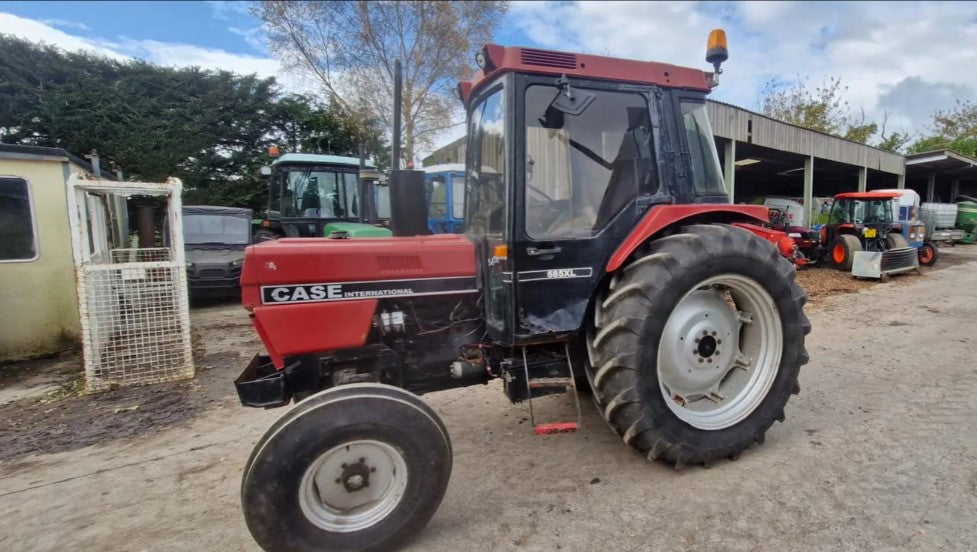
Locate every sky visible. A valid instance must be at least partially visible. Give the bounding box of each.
[1,1,976,159]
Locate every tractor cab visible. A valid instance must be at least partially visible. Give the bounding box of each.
[423,164,466,234]
[256,153,391,240]
[459,44,732,343]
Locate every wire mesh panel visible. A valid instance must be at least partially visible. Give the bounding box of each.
[67,175,193,392]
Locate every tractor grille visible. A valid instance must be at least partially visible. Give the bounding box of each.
[198,268,226,278]
[881,247,918,271]
[521,48,578,69]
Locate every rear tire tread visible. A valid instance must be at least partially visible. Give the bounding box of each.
[587,224,809,468]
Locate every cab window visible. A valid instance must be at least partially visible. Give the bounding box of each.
[524,85,653,240]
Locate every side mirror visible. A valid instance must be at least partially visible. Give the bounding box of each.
[259,166,272,177]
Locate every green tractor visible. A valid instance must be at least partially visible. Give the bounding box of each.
[255,153,392,241]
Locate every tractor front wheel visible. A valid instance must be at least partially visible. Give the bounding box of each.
[241,384,452,552]
[586,224,810,468]
[918,241,938,266]
[830,234,861,271]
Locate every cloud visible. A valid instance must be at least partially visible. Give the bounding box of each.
[506,0,977,139]
[877,77,976,135]
[207,1,253,22]
[0,11,319,94]
[0,12,126,59]
[41,18,91,31]
[228,26,266,52]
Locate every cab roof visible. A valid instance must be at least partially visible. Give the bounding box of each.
[834,191,901,200]
[271,153,376,169]
[460,44,712,103]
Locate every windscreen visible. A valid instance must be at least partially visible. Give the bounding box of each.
[279,167,359,219]
[680,101,725,195]
[830,199,894,224]
[183,214,250,245]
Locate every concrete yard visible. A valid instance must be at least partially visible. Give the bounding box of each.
[1,248,976,551]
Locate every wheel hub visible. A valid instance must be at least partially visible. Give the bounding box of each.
[340,460,372,493]
[656,274,783,430]
[299,440,408,533]
[658,288,739,400]
[696,335,718,358]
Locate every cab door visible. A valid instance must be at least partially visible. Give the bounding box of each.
[513,79,658,339]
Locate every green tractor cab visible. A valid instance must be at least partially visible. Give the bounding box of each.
[256,153,391,241]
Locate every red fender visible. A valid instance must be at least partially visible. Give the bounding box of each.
[606,204,769,272]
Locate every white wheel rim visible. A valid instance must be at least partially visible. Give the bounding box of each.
[657,274,783,430]
[298,440,409,533]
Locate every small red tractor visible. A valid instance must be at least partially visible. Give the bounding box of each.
[234,31,810,552]
[818,191,920,279]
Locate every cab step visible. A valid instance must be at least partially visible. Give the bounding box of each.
[522,343,582,436]
[534,422,579,435]
[528,377,573,389]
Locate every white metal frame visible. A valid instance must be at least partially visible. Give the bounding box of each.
[66,173,194,391]
[0,175,40,263]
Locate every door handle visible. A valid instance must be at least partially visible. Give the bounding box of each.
[526,245,562,256]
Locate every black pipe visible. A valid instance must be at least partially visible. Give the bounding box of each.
[392,59,402,171]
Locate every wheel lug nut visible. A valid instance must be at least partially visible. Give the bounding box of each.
[717,339,722,344]
[711,331,717,336]
[703,330,708,335]
[707,358,712,363]
[370,467,376,473]
[698,358,704,363]
[695,337,700,343]
[335,478,341,484]
[341,463,347,468]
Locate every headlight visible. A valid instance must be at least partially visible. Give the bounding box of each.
[909,231,917,240]
[186,262,194,268]
[231,259,243,267]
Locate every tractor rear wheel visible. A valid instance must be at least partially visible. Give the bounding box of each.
[242,384,451,552]
[830,234,861,271]
[918,241,938,266]
[586,224,810,468]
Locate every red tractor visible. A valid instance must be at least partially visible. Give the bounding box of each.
[819,191,919,279]
[234,31,810,552]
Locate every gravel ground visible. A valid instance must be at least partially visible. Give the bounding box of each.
[1,247,975,551]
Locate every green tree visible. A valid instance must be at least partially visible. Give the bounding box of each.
[760,76,877,144]
[0,34,385,210]
[908,100,977,158]
[271,94,390,170]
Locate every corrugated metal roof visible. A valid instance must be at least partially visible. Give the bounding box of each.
[707,100,905,175]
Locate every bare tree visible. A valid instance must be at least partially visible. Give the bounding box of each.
[257,1,508,165]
